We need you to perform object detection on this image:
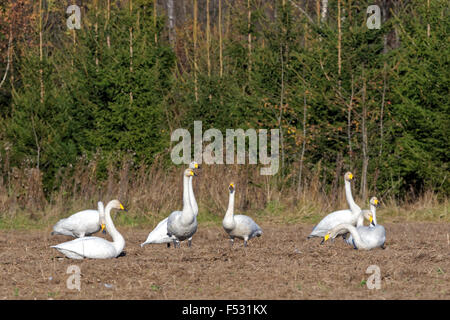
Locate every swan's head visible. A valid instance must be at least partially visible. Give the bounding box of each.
[228,183,235,193]
[108,199,127,211]
[363,210,374,225]
[344,172,354,181]
[369,196,379,207]
[184,168,196,177]
[189,161,200,170]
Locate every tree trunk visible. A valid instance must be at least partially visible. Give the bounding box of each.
[39,0,44,104]
[107,0,111,48]
[193,0,198,102]
[219,0,223,78]
[95,0,99,68]
[360,69,369,200]
[247,0,252,83]
[154,0,157,44]
[129,0,133,105]
[167,0,175,46]
[321,0,328,23]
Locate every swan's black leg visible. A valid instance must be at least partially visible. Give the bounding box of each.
[188,239,192,247]
[167,243,171,248]
[244,240,248,247]
[229,238,234,247]
[381,244,386,249]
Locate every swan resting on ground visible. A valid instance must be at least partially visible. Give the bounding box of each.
[322,223,386,250]
[51,201,105,238]
[51,200,126,259]
[222,183,262,247]
[308,172,363,238]
[166,169,198,248]
[344,196,385,249]
[140,162,199,248]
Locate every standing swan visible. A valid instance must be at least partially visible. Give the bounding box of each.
[141,162,199,247]
[308,172,362,238]
[222,183,262,247]
[345,197,385,248]
[166,169,197,248]
[322,221,386,250]
[50,200,126,259]
[51,201,105,238]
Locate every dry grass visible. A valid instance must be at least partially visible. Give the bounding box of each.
[0,157,448,229]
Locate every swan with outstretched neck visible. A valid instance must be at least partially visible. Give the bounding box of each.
[222,183,262,247]
[140,162,199,247]
[344,196,385,248]
[166,168,198,248]
[50,200,126,259]
[51,201,105,238]
[308,172,363,238]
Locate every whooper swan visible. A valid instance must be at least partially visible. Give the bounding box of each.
[51,201,105,238]
[308,172,362,238]
[50,200,126,259]
[344,196,385,249]
[222,183,262,247]
[140,162,200,247]
[166,169,197,248]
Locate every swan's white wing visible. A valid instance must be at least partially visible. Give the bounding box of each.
[52,210,101,237]
[167,210,197,241]
[141,217,176,246]
[231,215,262,240]
[51,236,117,259]
[308,209,355,238]
[345,225,386,249]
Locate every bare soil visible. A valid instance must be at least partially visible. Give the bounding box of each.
[0,223,449,299]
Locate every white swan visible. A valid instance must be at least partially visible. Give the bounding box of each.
[166,168,198,248]
[50,200,126,259]
[222,183,262,247]
[344,197,385,248]
[322,220,386,250]
[308,172,362,238]
[140,162,199,247]
[51,201,105,238]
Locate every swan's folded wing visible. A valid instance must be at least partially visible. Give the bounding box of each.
[141,217,175,246]
[308,209,353,237]
[51,237,117,259]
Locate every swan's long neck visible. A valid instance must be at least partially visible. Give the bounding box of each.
[104,202,125,254]
[189,176,198,216]
[355,211,365,227]
[224,191,235,223]
[370,205,377,225]
[181,175,194,224]
[345,180,360,216]
[333,224,367,249]
[97,201,105,224]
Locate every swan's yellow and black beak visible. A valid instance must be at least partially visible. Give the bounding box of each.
[101,223,106,234]
[194,163,200,169]
[229,183,235,193]
[348,173,354,180]
[119,203,128,212]
[369,215,373,224]
[320,233,330,245]
[374,199,379,207]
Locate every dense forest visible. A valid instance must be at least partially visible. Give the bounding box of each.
[0,0,448,222]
